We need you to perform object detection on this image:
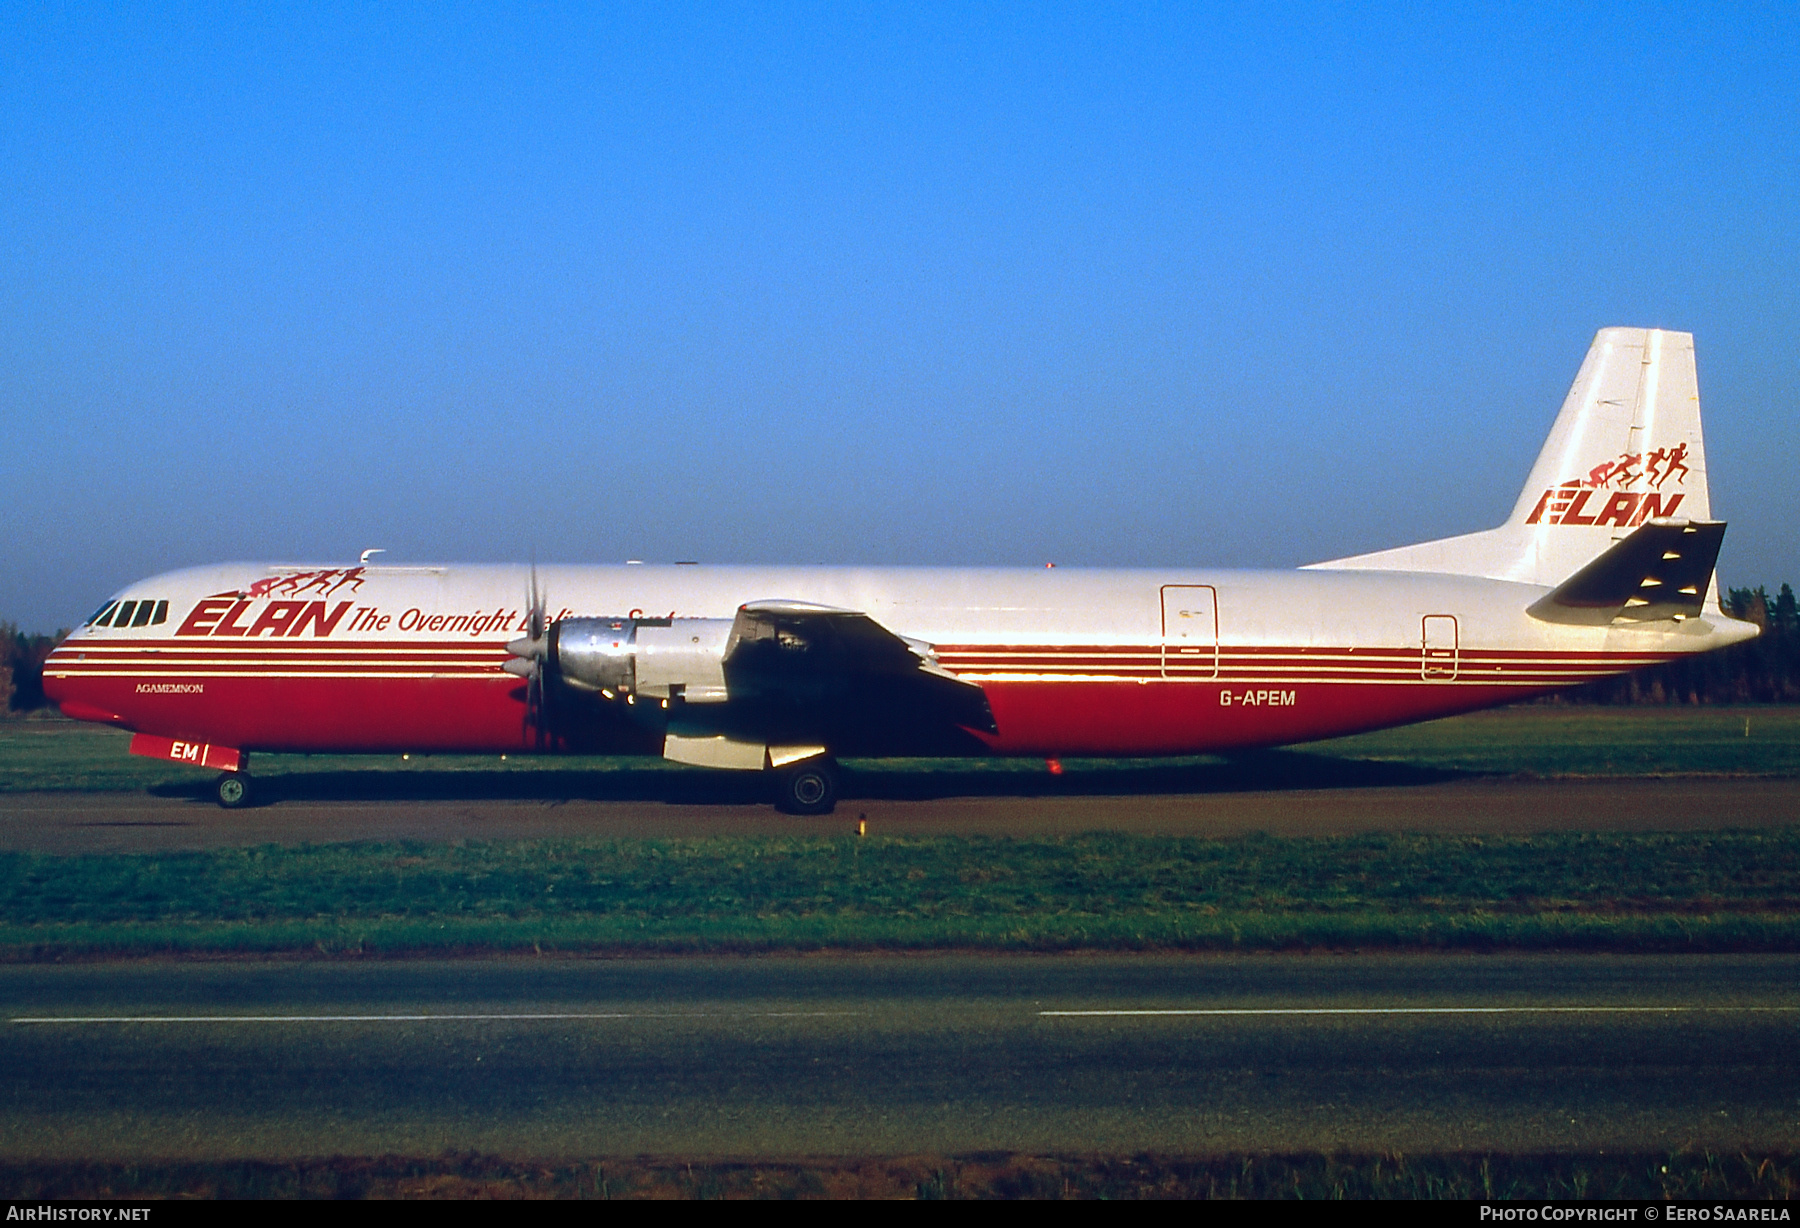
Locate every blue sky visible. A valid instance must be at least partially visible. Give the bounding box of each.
[3,2,1796,632]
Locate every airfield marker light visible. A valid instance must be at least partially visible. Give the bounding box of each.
[1047,758,1063,775]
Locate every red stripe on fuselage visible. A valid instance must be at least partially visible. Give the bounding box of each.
[43,661,1652,757]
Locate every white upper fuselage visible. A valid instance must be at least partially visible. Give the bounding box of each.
[63,559,1733,656]
[45,559,1751,760]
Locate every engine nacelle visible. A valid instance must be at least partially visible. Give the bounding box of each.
[554,616,735,703]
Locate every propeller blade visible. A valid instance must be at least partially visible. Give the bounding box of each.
[515,559,552,749]
[527,560,546,643]
[505,635,547,660]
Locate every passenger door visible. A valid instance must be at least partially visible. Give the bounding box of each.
[1422,614,1459,680]
[1161,586,1219,680]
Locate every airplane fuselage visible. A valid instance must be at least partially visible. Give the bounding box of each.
[43,560,1739,759]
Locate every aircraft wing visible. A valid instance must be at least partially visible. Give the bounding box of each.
[720,600,998,746]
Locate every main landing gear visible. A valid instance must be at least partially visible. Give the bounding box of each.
[772,756,839,816]
[214,771,254,809]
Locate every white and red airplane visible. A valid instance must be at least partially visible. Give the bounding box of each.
[44,327,1757,813]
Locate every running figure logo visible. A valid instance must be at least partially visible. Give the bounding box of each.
[244,567,367,599]
[1645,443,1689,489]
[1584,453,1641,489]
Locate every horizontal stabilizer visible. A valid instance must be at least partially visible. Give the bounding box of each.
[1527,520,1725,626]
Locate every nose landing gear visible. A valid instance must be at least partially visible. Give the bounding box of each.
[214,771,254,809]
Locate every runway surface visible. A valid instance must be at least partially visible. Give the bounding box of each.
[2,777,1797,850]
[4,954,1797,1159]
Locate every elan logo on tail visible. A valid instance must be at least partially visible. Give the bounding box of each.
[1524,444,1689,527]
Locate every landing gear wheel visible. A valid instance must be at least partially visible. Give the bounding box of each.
[215,772,253,809]
[773,757,838,816]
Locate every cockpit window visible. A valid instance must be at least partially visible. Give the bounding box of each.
[86,598,168,629]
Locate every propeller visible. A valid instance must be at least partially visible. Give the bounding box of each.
[504,562,551,746]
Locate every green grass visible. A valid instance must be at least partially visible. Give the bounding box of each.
[1308,705,1800,777]
[0,719,694,794]
[5,829,1800,956]
[3,1149,1795,1199]
[4,705,1798,796]
[5,708,1798,957]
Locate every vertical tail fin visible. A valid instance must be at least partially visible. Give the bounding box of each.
[1307,327,1711,588]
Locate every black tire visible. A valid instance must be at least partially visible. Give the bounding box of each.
[773,758,838,816]
[215,772,253,809]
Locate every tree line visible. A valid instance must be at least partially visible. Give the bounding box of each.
[2,623,67,713]
[4,583,1798,713]
[1556,583,1800,705]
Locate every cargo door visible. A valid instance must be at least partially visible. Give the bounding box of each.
[1422,615,1459,680]
[1161,585,1218,679]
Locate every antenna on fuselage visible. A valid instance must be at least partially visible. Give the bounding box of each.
[359,548,386,565]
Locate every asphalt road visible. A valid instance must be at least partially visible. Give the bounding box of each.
[6,779,1794,1163]
[4,954,1797,1159]
[2,776,1797,851]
